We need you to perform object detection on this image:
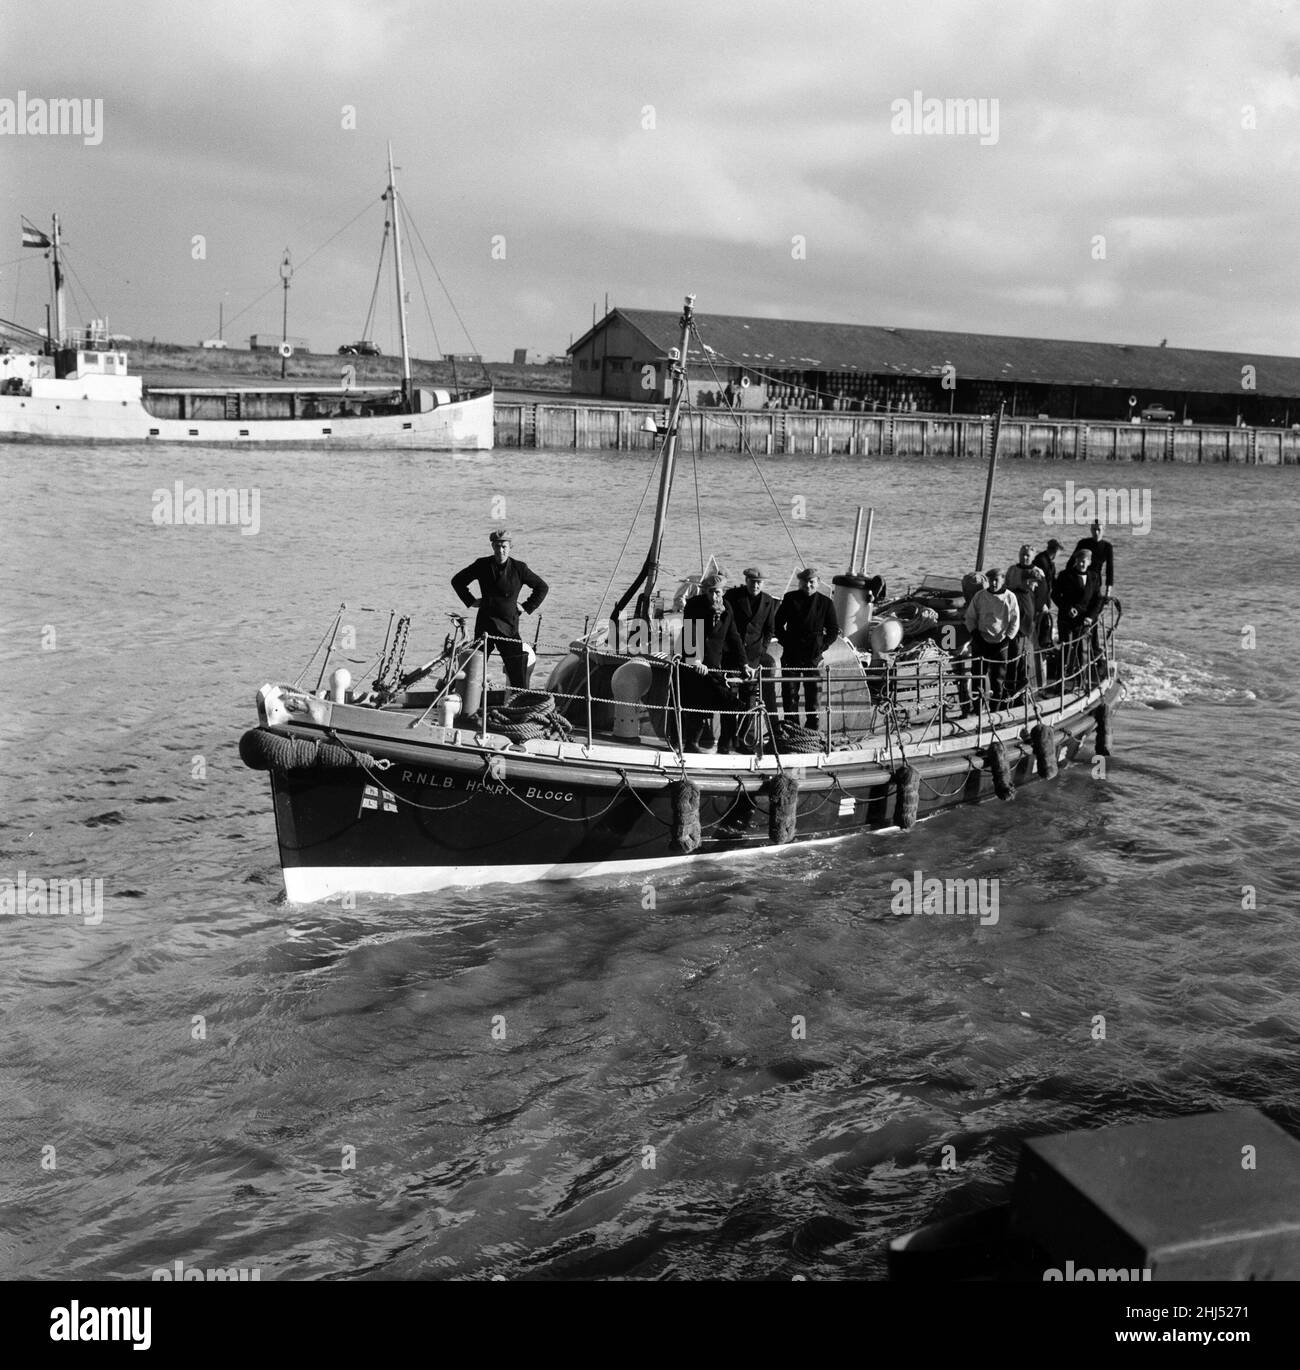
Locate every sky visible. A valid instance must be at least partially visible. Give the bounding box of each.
[4,0,1300,363]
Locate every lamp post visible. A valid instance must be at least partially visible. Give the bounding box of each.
[279,248,293,379]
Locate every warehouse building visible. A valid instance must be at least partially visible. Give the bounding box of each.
[568,308,1300,426]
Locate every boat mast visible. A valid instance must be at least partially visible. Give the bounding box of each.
[387,143,413,408]
[615,294,696,625]
[51,213,66,349]
[974,401,1005,570]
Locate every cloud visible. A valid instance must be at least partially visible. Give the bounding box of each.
[7,0,1300,357]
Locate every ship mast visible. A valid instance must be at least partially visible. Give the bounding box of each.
[51,213,66,349]
[387,143,413,409]
[614,294,696,625]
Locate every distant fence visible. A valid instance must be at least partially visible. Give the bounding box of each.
[494,402,1300,463]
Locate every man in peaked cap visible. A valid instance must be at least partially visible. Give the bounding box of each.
[678,573,746,751]
[724,567,779,719]
[1053,548,1103,689]
[451,529,549,689]
[1031,538,1063,599]
[774,567,840,732]
[1072,520,1114,597]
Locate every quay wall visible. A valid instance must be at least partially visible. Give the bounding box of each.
[494,401,1300,463]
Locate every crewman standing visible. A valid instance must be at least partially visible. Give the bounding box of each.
[1031,538,1064,646]
[1072,520,1114,597]
[724,567,779,717]
[775,567,840,731]
[1053,549,1103,688]
[964,567,1020,708]
[679,573,746,751]
[451,529,549,688]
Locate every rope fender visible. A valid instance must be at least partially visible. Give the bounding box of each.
[895,763,920,829]
[1094,699,1111,757]
[986,740,1015,801]
[1030,722,1059,780]
[669,778,702,853]
[767,773,800,844]
[239,727,373,774]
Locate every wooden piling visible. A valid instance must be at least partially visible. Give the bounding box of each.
[490,402,1300,463]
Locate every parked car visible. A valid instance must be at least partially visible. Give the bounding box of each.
[338,340,381,356]
[1140,404,1176,422]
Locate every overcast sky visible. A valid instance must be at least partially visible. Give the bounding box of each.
[4,0,1300,362]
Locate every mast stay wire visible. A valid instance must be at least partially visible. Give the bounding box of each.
[397,193,493,388]
[690,318,807,572]
[689,329,892,412]
[218,193,381,334]
[60,257,99,334]
[677,393,706,574]
[588,432,672,631]
[360,214,389,343]
[392,196,444,368]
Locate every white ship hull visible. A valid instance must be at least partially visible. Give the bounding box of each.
[0,366,494,449]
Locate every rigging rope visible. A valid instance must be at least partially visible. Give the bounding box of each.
[588,435,668,628]
[221,194,381,333]
[396,199,444,364]
[690,318,807,571]
[684,328,897,412]
[398,194,492,385]
[680,398,706,574]
[361,215,389,342]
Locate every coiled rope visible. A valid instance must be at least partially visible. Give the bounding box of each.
[485,690,575,743]
[774,720,823,754]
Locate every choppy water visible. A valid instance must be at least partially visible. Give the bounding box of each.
[2,444,1296,1280]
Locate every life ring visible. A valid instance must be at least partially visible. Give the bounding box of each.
[279,342,293,359]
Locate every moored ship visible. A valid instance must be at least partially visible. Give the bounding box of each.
[1,147,493,450]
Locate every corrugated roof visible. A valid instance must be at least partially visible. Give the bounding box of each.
[605,308,1300,398]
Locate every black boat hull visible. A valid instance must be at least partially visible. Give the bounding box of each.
[245,677,1120,901]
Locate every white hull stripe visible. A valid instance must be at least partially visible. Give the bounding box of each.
[281,831,875,903]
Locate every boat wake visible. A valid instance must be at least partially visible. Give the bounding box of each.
[1119,639,1256,708]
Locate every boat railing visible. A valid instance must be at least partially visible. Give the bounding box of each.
[299,593,1119,755]
[525,601,1118,754]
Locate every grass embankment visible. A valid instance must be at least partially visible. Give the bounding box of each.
[131,342,571,393]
